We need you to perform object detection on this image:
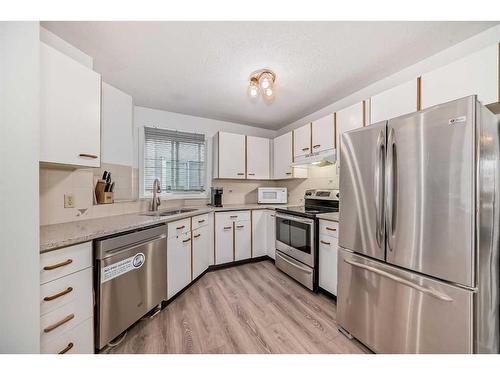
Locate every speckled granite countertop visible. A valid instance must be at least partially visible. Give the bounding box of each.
[316,212,339,222]
[40,203,291,253]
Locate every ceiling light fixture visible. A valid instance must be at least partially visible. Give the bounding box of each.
[248,69,276,101]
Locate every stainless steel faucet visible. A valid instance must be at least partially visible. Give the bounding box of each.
[150,178,161,211]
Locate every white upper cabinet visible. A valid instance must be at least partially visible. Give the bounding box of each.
[311,115,335,153]
[213,132,246,179]
[246,136,270,179]
[370,79,418,124]
[272,132,307,180]
[293,123,311,158]
[336,101,365,165]
[40,43,101,167]
[421,44,499,109]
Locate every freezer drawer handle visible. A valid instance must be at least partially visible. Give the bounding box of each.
[43,287,73,301]
[43,259,73,271]
[277,252,313,273]
[344,259,454,302]
[58,342,74,354]
[43,313,75,333]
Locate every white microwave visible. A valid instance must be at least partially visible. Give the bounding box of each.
[258,187,288,204]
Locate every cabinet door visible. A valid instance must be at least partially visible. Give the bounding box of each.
[251,210,267,258]
[421,44,499,109]
[167,232,192,299]
[293,123,311,158]
[266,211,276,260]
[370,79,418,124]
[319,234,338,295]
[192,225,209,280]
[217,132,246,179]
[312,115,335,153]
[273,133,307,179]
[234,220,251,261]
[215,216,234,264]
[40,43,101,167]
[246,136,270,179]
[336,101,365,166]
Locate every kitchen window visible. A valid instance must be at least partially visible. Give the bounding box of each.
[143,127,206,196]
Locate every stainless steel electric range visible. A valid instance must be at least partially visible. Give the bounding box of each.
[274,189,339,291]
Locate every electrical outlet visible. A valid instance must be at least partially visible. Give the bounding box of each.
[64,194,75,208]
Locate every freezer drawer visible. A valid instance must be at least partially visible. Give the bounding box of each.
[337,248,473,353]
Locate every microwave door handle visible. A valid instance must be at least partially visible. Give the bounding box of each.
[374,128,385,248]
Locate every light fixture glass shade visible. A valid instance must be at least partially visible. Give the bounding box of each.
[247,81,259,98]
[259,72,273,90]
[263,86,274,100]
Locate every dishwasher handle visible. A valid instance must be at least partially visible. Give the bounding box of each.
[97,233,167,260]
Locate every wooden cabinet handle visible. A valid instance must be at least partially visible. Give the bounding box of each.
[58,342,74,354]
[176,225,185,230]
[197,219,205,223]
[223,226,232,230]
[320,240,331,245]
[193,234,201,238]
[43,259,73,271]
[236,225,244,229]
[182,238,191,243]
[326,227,337,232]
[237,173,245,176]
[313,144,321,149]
[44,313,75,333]
[78,153,98,159]
[44,287,73,302]
[302,147,310,151]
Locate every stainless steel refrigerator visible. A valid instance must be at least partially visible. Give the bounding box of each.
[337,96,499,354]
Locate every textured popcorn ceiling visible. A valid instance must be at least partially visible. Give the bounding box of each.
[42,21,497,129]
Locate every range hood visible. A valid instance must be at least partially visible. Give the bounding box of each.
[291,149,336,167]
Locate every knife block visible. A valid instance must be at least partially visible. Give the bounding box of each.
[95,180,114,204]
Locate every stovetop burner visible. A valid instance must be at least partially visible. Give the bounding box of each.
[275,189,339,219]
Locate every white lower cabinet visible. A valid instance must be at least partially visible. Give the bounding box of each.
[215,216,234,264]
[234,220,251,261]
[192,224,209,280]
[167,228,192,299]
[318,220,339,295]
[39,241,94,353]
[266,210,276,260]
[251,210,268,258]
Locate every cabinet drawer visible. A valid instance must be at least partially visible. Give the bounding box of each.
[216,210,250,222]
[319,220,338,238]
[40,267,92,316]
[192,213,209,230]
[40,242,92,284]
[168,218,191,238]
[41,317,94,354]
[40,289,93,345]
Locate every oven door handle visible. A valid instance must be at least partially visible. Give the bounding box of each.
[275,213,314,225]
[277,252,313,273]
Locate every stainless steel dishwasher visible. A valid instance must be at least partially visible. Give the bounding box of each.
[95,224,167,349]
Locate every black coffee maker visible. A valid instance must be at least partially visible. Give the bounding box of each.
[210,187,223,207]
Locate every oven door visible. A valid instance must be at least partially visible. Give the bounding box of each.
[275,213,315,267]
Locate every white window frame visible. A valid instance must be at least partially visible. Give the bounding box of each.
[139,126,212,200]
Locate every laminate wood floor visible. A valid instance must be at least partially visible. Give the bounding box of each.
[106,260,370,354]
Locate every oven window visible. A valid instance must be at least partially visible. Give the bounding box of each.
[290,220,311,254]
[276,217,290,245]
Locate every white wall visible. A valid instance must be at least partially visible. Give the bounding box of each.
[40,26,93,68]
[279,24,500,135]
[102,82,134,166]
[0,22,40,353]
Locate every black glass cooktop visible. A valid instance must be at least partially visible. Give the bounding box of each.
[276,205,338,219]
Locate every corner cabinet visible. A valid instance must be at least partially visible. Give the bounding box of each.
[421,43,499,110]
[40,43,101,168]
[272,132,307,179]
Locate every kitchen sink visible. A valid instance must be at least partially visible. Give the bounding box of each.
[141,208,198,217]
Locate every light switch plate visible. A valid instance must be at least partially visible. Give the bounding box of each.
[64,194,75,208]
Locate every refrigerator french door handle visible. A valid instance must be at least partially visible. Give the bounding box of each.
[343,259,454,302]
[374,129,385,248]
[386,127,395,251]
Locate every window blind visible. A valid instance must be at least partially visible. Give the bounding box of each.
[144,127,206,193]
